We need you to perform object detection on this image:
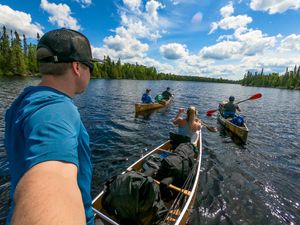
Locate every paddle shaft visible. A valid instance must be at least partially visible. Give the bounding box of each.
[154,179,191,196]
[236,99,249,104]
[202,122,218,132]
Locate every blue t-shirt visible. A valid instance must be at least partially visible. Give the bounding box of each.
[4,86,93,225]
[141,93,153,103]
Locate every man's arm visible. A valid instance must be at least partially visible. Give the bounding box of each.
[11,161,86,225]
[173,108,185,124]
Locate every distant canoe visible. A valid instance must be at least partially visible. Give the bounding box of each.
[135,97,172,113]
[218,113,248,143]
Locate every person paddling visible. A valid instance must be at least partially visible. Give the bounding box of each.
[222,96,241,118]
[161,87,173,100]
[141,88,153,103]
[5,28,95,225]
[173,106,201,143]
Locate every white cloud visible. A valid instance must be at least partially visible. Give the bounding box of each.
[250,0,300,14]
[241,50,300,75]
[145,0,164,23]
[132,57,174,73]
[234,28,276,56]
[74,0,92,8]
[160,43,189,60]
[209,2,252,34]
[279,34,300,51]
[118,0,166,41]
[40,0,80,30]
[220,1,234,17]
[200,41,242,59]
[0,4,43,38]
[93,27,148,60]
[123,0,141,11]
[209,15,252,34]
[120,13,161,40]
[202,28,277,60]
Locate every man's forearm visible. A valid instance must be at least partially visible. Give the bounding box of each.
[11,162,86,225]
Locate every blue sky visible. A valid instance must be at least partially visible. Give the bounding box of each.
[1,0,300,80]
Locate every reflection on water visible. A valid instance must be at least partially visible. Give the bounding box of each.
[0,77,299,225]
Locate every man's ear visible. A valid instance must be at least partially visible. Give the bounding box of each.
[71,62,81,77]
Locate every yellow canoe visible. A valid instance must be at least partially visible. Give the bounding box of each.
[135,97,172,113]
[218,113,248,143]
[92,131,202,225]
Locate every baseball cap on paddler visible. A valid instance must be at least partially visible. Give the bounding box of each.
[37,28,95,72]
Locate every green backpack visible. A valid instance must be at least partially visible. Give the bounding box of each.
[155,94,163,102]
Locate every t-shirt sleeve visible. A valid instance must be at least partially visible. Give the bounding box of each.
[23,101,80,170]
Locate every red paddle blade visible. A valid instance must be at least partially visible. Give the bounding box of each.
[249,93,262,100]
[206,109,218,116]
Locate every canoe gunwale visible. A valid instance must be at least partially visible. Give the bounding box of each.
[92,130,202,225]
[172,131,202,225]
[217,113,248,143]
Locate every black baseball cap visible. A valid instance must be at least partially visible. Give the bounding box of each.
[37,28,95,72]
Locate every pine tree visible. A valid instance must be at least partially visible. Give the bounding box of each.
[27,43,38,74]
[0,26,12,75]
[11,30,26,75]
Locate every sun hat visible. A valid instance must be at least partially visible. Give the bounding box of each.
[37,28,95,71]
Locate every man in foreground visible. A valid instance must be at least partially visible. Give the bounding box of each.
[5,28,95,225]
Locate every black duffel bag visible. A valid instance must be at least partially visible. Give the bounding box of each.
[169,132,191,150]
[102,171,166,225]
[156,142,197,187]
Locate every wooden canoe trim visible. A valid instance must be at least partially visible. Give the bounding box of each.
[169,209,181,216]
[153,179,191,196]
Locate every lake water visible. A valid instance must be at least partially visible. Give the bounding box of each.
[0,77,299,225]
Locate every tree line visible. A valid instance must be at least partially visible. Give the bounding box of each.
[92,56,235,83]
[0,26,235,84]
[241,67,300,90]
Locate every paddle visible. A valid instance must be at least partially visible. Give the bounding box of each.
[154,179,191,196]
[206,93,262,117]
[202,121,218,132]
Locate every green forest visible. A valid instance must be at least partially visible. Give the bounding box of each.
[241,69,300,90]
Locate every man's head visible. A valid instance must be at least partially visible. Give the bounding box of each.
[37,28,94,75]
[146,88,151,93]
[229,96,235,102]
[167,87,170,91]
